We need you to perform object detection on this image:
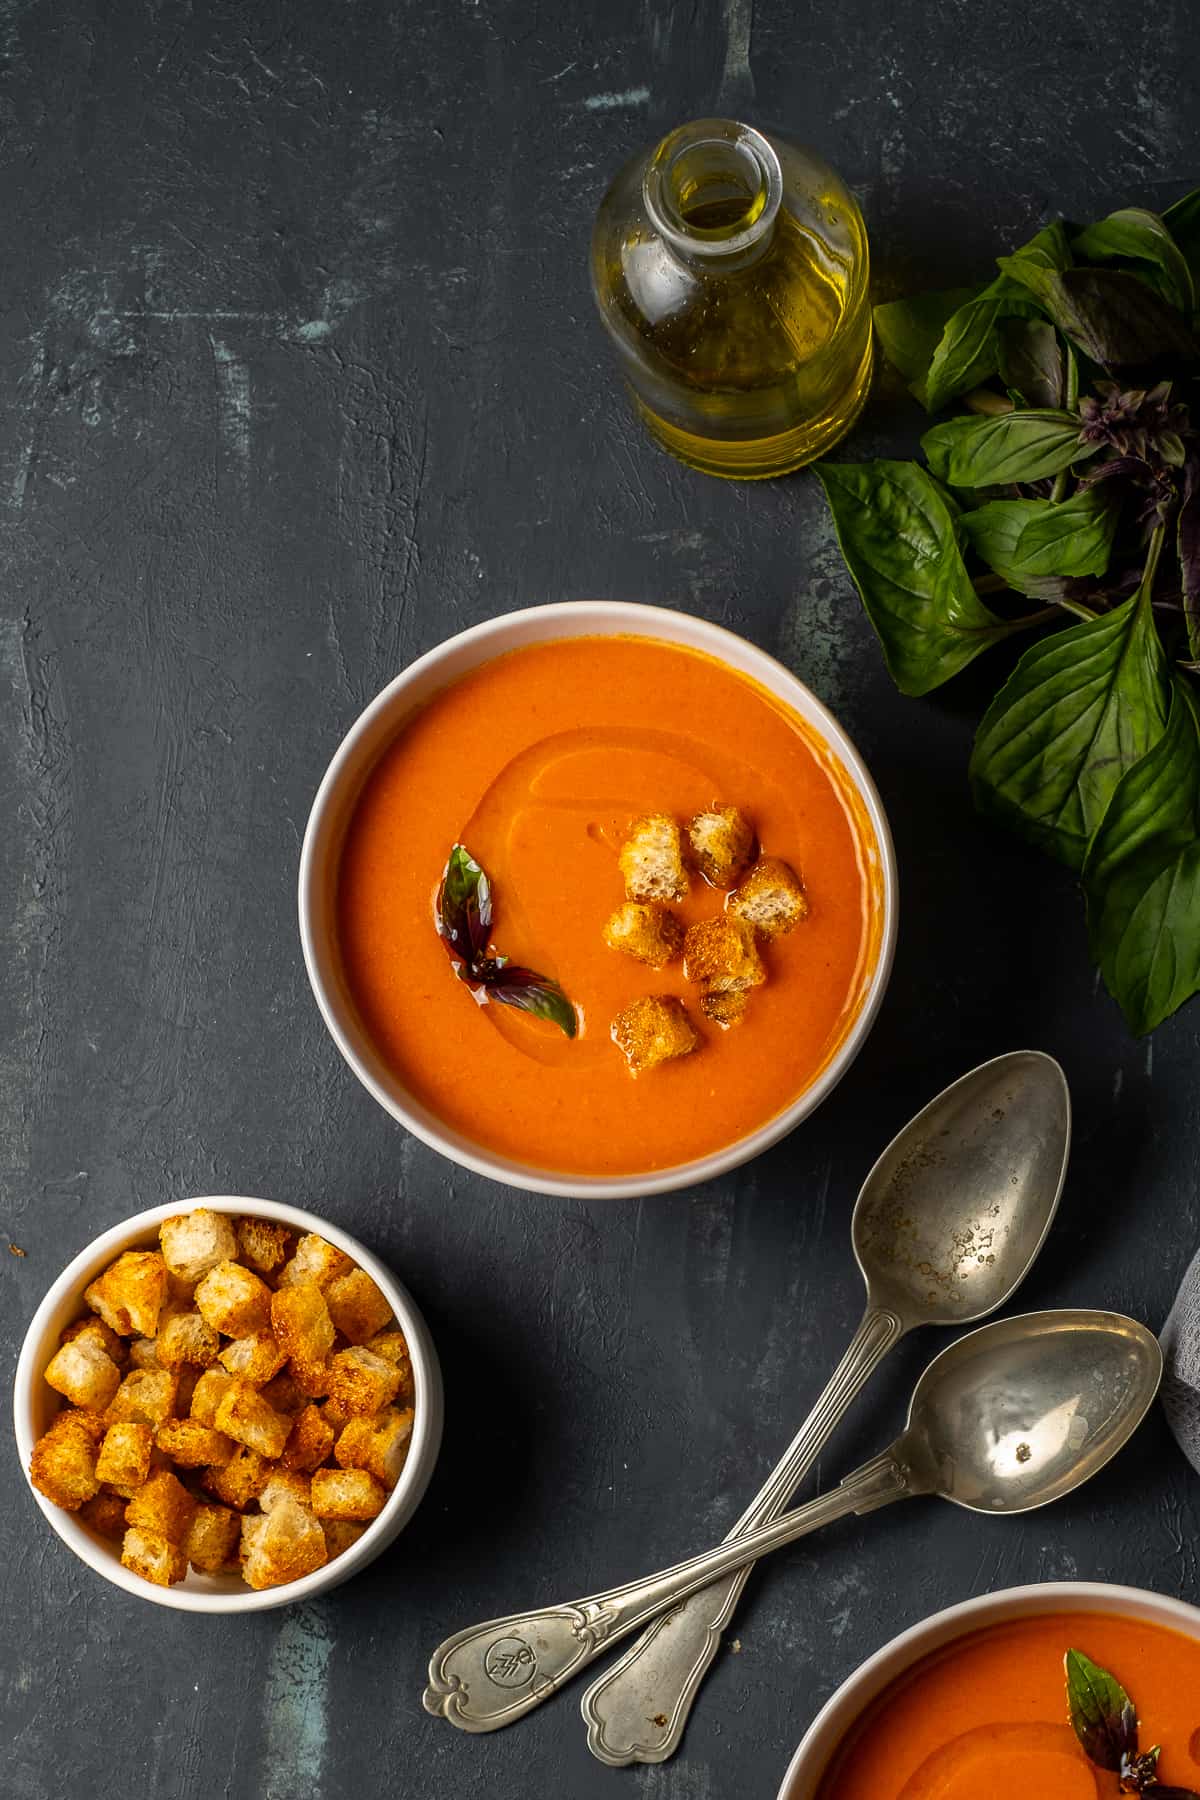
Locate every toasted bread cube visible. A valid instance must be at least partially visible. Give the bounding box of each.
[325,1347,401,1418]
[602,901,685,970]
[687,805,755,888]
[214,1379,291,1459]
[281,1403,337,1474]
[728,855,809,939]
[271,1281,335,1368]
[80,1488,128,1539]
[95,1421,153,1491]
[219,1330,286,1385]
[618,814,689,902]
[126,1469,196,1544]
[190,1368,234,1427]
[682,915,765,994]
[155,1310,221,1371]
[259,1368,306,1416]
[320,1397,351,1434]
[236,1216,294,1278]
[29,1410,104,1510]
[44,1336,122,1410]
[322,1519,367,1559]
[159,1209,239,1285]
[108,1367,179,1429]
[311,1467,387,1522]
[194,1260,272,1338]
[201,1444,266,1510]
[291,1358,334,1399]
[61,1315,127,1365]
[365,1331,415,1405]
[611,995,699,1075]
[128,1337,161,1371]
[122,1526,187,1586]
[85,1249,167,1339]
[155,1418,235,1468]
[240,1498,327,1590]
[183,1502,241,1574]
[334,1405,414,1489]
[700,988,749,1029]
[325,1270,393,1345]
[260,1470,313,1512]
[278,1233,354,1293]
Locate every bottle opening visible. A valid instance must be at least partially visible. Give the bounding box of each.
[644,119,782,261]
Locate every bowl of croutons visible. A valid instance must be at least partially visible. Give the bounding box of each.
[14,1197,443,1611]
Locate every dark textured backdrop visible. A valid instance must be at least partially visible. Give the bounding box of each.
[3,2,1200,1796]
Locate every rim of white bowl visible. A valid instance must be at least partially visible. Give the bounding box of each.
[298,601,899,1199]
[13,1196,444,1613]
[775,1579,1200,1799]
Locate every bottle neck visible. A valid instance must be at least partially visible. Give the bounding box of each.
[643,119,782,271]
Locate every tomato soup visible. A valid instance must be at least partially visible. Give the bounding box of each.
[817,1613,1200,1800]
[336,635,883,1176]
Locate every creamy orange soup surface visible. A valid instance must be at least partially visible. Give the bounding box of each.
[336,635,881,1175]
[816,1612,1200,1800]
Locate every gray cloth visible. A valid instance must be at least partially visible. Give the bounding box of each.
[1162,1244,1200,1476]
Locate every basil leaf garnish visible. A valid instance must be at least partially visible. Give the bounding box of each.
[436,844,577,1038]
[485,967,578,1039]
[1065,1648,1139,1771]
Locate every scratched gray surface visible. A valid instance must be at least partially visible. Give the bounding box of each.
[2,2,1200,1796]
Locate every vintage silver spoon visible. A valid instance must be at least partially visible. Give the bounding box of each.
[424,1308,1160,1734]
[584,1048,1070,1766]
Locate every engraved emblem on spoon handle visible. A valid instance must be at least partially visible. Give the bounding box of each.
[581,1306,905,1767]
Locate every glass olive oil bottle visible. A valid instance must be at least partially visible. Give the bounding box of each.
[591,119,872,479]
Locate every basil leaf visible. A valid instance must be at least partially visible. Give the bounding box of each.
[1163,187,1200,299]
[961,490,1117,593]
[873,287,976,389]
[922,283,1042,414]
[996,317,1065,408]
[1179,460,1200,662]
[438,844,493,967]
[1001,218,1075,279]
[1084,679,1200,1034]
[970,587,1170,869]
[1000,254,1199,367]
[1065,1649,1139,1772]
[1073,207,1195,316]
[814,460,1030,696]
[921,410,1086,487]
[486,967,578,1038]
[1141,1788,1200,1798]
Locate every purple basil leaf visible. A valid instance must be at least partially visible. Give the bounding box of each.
[486,965,578,1038]
[1179,458,1200,660]
[1142,1788,1200,1797]
[1065,1648,1139,1771]
[1057,268,1199,367]
[437,843,493,970]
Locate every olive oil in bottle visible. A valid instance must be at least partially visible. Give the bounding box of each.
[591,118,872,479]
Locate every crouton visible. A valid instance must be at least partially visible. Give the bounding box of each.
[278,1233,354,1293]
[29,1410,105,1510]
[85,1249,167,1339]
[155,1418,234,1469]
[728,855,809,939]
[699,988,749,1029]
[259,1470,312,1512]
[240,1498,327,1590]
[126,1469,196,1545]
[159,1209,239,1285]
[618,814,689,902]
[201,1444,266,1510]
[334,1405,414,1489]
[291,1359,334,1399]
[320,1398,351,1434]
[602,901,685,970]
[270,1281,335,1369]
[121,1526,188,1587]
[128,1337,161,1372]
[183,1502,241,1574]
[107,1368,179,1430]
[322,1519,367,1559]
[325,1347,401,1418]
[214,1380,291,1459]
[194,1260,273,1337]
[687,805,755,888]
[61,1316,127,1365]
[190,1368,235,1427]
[281,1404,337,1474]
[80,1489,128,1540]
[325,1270,393,1345]
[218,1330,287,1386]
[236,1216,294,1279]
[259,1368,306,1416]
[682,915,765,994]
[310,1467,387,1522]
[44,1336,122,1411]
[365,1332,415,1406]
[95,1421,154,1492]
[155,1310,221,1371]
[611,995,699,1075]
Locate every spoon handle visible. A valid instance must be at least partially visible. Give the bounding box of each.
[581,1304,905,1766]
[423,1449,909,1735]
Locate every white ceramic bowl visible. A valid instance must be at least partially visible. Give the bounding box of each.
[299,601,898,1198]
[13,1196,443,1613]
[776,1580,1200,1798]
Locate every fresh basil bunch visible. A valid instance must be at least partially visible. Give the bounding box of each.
[817,190,1200,1035]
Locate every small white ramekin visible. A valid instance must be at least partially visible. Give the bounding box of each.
[776,1580,1200,1798]
[299,601,898,1198]
[13,1196,443,1613]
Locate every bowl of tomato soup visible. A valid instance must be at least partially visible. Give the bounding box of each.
[778,1582,1200,1800]
[299,602,895,1196]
